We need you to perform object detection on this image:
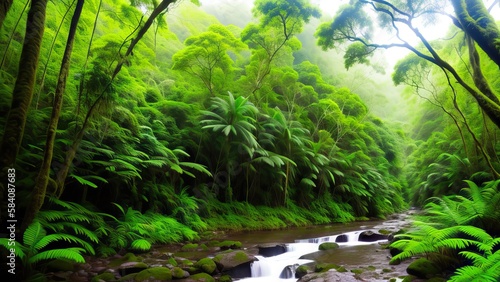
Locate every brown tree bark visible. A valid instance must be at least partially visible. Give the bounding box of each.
[21,0,85,232]
[0,0,13,29]
[0,0,48,221]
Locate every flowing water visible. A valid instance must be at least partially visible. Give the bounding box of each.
[221,214,412,281]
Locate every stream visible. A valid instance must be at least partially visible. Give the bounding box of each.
[221,213,413,281]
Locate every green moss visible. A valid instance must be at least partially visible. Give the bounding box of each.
[295,265,309,278]
[218,274,232,282]
[217,240,242,250]
[315,263,341,272]
[91,272,115,282]
[382,268,392,273]
[134,267,172,281]
[189,272,216,282]
[367,266,376,271]
[109,253,140,267]
[167,257,178,266]
[182,243,199,251]
[195,258,217,274]
[119,273,137,281]
[351,269,364,274]
[407,258,441,279]
[318,242,339,250]
[171,266,188,279]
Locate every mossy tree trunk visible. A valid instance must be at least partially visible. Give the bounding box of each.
[22,0,85,232]
[0,0,48,221]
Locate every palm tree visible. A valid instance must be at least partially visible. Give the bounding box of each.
[201,91,258,202]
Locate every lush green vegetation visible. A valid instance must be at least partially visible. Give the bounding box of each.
[0,0,499,281]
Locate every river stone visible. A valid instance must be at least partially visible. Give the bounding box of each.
[177,272,216,282]
[407,258,441,278]
[109,253,141,267]
[91,272,115,282]
[359,231,388,242]
[172,266,190,279]
[258,243,287,257]
[134,267,172,281]
[318,242,339,251]
[295,265,309,278]
[297,269,358,282]
[213,250,255,278]
[195,257,217,274]
[117,261,148,276]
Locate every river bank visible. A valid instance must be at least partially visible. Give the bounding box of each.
[41,212,416,281]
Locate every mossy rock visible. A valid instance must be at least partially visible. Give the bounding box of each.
[351,269,364,275]
[382,268,392,273]
[195,258,217,274]
[189,273,216,282]
[295,265,309,278]
[315,263,342,272]
[218,274,232,282]
[182,243,199,251]
[213,250,252,270]
[216,241,242,250]
[167,257,178,267]
[172,266,190,279]
[318,242,339,251]
[401,275,416,282]
[119,273,137,281]
[407,258,441,279]
[109,253,140,267]
[46,259,76,272]
[134,267,172,281]
[91,272,115,282]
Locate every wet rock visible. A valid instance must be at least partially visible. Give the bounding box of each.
[335,234,348,243]
[109,253,141,267]
[359,231,388,242]
[407,258,442,279]
[91,272,115,282]
[213,250,255,278]
[172,266,190,279]
[195,257,217,274]
[318,242,339,251]
[134,267,172,281]
[295,265,309,279]
[297,269,358,282]
[280,263,299,279]
[117,261,148,276]
[257,243,287,257]
[177,272,216,282]
[216,240,242,250]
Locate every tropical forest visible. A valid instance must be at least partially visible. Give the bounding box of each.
[0,0,499,281]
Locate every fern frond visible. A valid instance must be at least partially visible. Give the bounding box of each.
[0,238,26,259]
[32,234,95,255]
[28,247,86,265]
[23,221,46,247]
[130,239,151,251]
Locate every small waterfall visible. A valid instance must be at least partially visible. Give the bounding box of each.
[240,229,388,281]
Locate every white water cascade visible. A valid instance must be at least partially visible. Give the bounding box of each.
[237,230,388,282]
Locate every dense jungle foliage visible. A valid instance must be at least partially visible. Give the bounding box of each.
[0,0,499,281]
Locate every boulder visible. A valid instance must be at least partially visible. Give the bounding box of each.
[213,250,255,278]
[295,265,309,279]
[258,243,287,257]
[172,266,190,279]
[117,261,148,276]
[358,231,388,242]
[177,272,215,282]
[335,234,348,243]
[134,267,172,281]
[318,242,339,251]
[407,258,442,279]
[91,272,115,282]
[195,258,217,274]
[280,264,299,279]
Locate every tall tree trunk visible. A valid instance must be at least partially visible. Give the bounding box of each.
[451,0,500,68]
[54,0,178,196]
[22,0,85,232]
[0,0,48,221]
[0,0,13,29]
